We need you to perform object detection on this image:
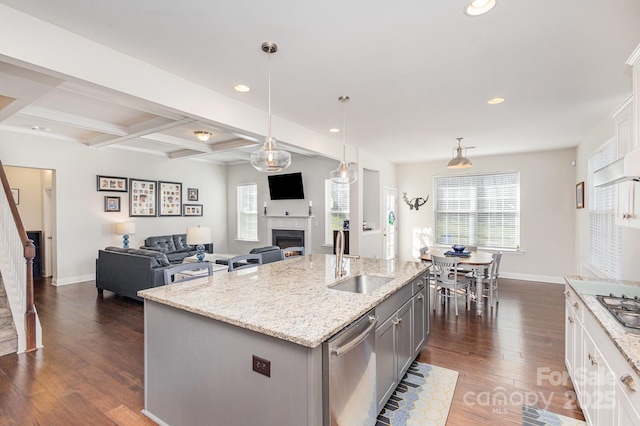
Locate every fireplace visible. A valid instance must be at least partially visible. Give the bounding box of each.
[265,215,312,254]
[272,229,304,249]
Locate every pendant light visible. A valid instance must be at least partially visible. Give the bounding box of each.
[330,96,358,184]
[447,137,473,169]
[250,42,291,172]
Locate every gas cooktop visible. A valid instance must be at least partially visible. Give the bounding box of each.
[596,294,640,334]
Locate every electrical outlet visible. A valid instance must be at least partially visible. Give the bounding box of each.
[252,355,271,377]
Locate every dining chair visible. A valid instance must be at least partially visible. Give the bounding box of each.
[431,255,471,316]
[280,246,305,260]
[227,254,263,272]
[466,251,502,307]
[163,262,214,285]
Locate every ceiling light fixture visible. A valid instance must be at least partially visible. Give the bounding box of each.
[447,137,474,169]
[234,84,251,93]
[328,128,340,133]
[330,96,358,185]
[250,42,291,173]
[465,0,496,16]
[487,97,505,105]
[194,131,212,142]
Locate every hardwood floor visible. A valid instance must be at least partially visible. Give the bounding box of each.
[419,277,585,425]
[0,277,583,425]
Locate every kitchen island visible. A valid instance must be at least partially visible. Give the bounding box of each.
[138,254,429,426]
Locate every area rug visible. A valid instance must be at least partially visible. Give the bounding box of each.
[522,405,586,426]
[376,361,459,426]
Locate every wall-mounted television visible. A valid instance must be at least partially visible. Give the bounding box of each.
[268,172,305,200]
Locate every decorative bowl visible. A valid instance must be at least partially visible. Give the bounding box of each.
[452,245,466,253]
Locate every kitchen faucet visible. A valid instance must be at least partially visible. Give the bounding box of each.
[335,229,360,278]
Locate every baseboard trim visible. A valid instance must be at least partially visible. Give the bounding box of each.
[53,274,95,286]
[499,272,565,284]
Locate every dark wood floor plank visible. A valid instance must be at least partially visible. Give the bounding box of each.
[420,278,584,425]
[0,276,583,425]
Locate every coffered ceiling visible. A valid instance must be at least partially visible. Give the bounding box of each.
[0,0,639,165]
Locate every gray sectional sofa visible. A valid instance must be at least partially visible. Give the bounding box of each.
[140,234,199,263]
[96,246,174,301]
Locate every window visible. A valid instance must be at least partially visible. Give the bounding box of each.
[587,140,621,278]
[325,179,350,244]
[434,172,520,250]
[237,184,258,241]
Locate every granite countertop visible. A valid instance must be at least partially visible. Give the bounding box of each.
[565,275,640,376]
[138,254,428,348]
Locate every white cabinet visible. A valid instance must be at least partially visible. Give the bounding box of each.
[612,99,640,227]
[628,43,640,152]
[565,284,640,425]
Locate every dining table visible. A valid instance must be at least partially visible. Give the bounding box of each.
[420,248,494,315]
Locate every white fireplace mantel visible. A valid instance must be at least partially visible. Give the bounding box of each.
[264,215,313,253]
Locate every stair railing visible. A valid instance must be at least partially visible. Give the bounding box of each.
[0,159,39,352]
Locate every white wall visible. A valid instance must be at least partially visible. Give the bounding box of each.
[575,117,640,281]
[4,166,45,231]
[226,155,339,255]
[397,148,577,283]
[356,149,398,259]
[0,131,227,285]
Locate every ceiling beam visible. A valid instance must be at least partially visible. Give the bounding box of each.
[87,117,196,147]
[168,138,256,160]
[18,105,129,135]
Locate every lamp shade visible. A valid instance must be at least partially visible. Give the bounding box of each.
[116,222,135,235]
[187,226,211,246]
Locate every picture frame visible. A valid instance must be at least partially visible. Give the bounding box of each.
[104,196,121,212]
[159,181,182,216]
[576,181,584,209]
[97,175,128,192]
[10,188,19,205]
[183,204,203,217]
[187,187,199,202]
[129,178,157,217]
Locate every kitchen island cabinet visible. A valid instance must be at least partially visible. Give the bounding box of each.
[138,254,429,426]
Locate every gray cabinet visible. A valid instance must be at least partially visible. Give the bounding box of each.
[396,300,413,378]
[375,273,429,413]
[375,314,397,410]
[412,286,427,356]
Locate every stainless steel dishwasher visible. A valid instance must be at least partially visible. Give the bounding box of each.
[323,309,378,426]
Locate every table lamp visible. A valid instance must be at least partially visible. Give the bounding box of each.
[116,222,135,249]
[187,225,211,262]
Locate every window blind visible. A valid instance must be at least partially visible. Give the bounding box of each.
[237,184,258,241]
[587,141,621,279]
[324,179,350,244]
[434,172,520,250]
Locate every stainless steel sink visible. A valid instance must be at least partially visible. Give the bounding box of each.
[329,274,393,294]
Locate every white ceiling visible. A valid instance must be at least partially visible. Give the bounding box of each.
[1,0,640,165]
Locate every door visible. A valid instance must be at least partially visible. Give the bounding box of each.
[375,315,397,412]
[43,187,53,277]
[396,300,413,379]
[383,187,398,260]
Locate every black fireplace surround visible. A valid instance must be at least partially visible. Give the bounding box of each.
[272,229,304,249]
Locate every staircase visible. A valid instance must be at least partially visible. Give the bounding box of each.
[0,275,18,357]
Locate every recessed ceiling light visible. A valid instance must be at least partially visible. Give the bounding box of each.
[329,128,340,133]
[30,125,51,132]
[487,97,505,104]
[465,0,496,16]
[234,84,251,93]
